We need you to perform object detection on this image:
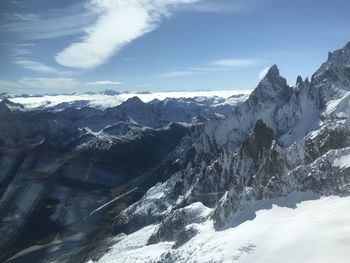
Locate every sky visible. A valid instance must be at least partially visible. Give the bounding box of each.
[0,0,350,95]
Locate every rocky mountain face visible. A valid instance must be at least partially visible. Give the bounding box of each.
[0,93,244,262]
[100,42,350,262]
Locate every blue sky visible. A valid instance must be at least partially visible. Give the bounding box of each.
[0,0,350,94]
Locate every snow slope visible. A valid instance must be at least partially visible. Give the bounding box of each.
[92,194,350,263]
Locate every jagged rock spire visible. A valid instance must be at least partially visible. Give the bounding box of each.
[259,64,287,86]
[250,64,291,103]
[264,64,280,81]
[296,75,303,85]
[258,64,288,88]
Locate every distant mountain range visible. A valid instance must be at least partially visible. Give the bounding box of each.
[5,90,250,110]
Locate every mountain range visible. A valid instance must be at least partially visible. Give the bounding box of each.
[1,42,350,263]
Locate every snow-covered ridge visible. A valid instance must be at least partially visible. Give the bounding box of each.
[93,195,350,263]
[7,90,251,110]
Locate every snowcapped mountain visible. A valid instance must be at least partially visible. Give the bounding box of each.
[1,42,350,263]
[91,42,350,262]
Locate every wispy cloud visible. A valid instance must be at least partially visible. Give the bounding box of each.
[0,3,96,40]
[12,43,60,74]
[123,57,138,62]
[18,77,79,90]
[0,77,126,93]
[11,44,78,75]
[160,70,201,77]
[209,58,261,67]
[11,43,35,57]
[7,0,27,8]
[3,13,39,22]
[258,66,270,80]
[0,77,80,93]
[180,0,253,14]
[85,81,123,86]
[15,60,58,73]
[161,57,263,77]
[55,0,202,69]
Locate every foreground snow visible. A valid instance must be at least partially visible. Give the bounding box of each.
[92,195,350,263]
[8,90,251,110]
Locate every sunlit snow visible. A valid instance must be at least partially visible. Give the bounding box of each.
[92,195,350,263]
[334,153,350,169]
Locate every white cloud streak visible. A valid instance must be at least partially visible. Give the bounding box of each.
[0,77,127,94]
[85,80,123,86]
[18,77,80,90]
[179,0,251,14]
[161,58,262,77]
[4,13,39,21]
[12,43,34,57]
[258,66,270,80]
[0,77,80,93]
[0,3,97,40]
[11,44,79,76]
[55,0,201,69]
[15,60,58,73]
[160,70,201,77]
[209,58,261,67]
